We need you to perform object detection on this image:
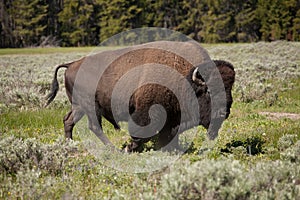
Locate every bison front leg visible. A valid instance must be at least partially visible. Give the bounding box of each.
[125,111,153,152]
[124,137,151,153]
[155,126,183,152]
[63,108,84,139]
[87,114,113,146]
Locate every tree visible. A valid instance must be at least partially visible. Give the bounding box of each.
[177,0,206,42]
[235,0,260,42]
[46,0,63,37]
[143,0,183,29]
[292,9,300,40]
[58,0,98,46]
[1,0,300,47]
[257,0,298,41]
[0,0,14,47]
[11,0,48,47]
[97,0,143,43]
[200,0,236,43]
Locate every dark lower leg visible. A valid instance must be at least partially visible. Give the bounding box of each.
[125,137,151,153]
[63,109,84,139]
[156,127,182,151]
[63,111,74,139]
[88,116,113,146]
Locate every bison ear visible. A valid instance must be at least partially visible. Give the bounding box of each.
[192,67,206,86]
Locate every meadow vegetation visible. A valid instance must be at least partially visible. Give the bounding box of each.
[0,41,300,199]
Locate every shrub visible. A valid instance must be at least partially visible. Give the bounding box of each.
[156,158,300,200]
[0,136,78,175]
[157,159,251,200]
[277,134,297,151]
[0,167,69,199]
[281,140,300,163]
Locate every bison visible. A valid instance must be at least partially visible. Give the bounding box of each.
[46,41,235,152]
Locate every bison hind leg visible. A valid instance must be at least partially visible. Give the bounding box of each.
[63,108,84,139]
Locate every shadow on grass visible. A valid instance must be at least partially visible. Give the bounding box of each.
[221,135,265,155]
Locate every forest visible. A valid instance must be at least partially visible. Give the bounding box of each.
[0,0,300,47]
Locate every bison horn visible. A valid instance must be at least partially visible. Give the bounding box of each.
[192,67,205,86]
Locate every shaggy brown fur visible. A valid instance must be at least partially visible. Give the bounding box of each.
[46,41,235,152]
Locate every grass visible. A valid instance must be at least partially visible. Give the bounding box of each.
[0,42,248,56]
[1,42,300,199]
[0,47,94,55]
[0,108,67,143]
[274,78,300,112]
[0,46,125,56]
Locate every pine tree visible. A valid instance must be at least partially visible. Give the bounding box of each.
[292,9,300,40]
[0,0,15,47]
[58,0,98,46]
[9,0,48,47]
[235,0,260,42]
[257,0,298,41]
[46,0,63,37]
[284,0,300,40]
[148,0,182,29]
[200,0,236,43]
[97,0,143,43]
[1,0,300,47]
[178,0,206,42]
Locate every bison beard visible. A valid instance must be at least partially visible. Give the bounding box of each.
[46,41,235,152]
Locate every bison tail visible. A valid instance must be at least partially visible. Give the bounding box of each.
[45,64,69,107]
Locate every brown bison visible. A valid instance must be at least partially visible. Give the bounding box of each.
[46,41,235,152]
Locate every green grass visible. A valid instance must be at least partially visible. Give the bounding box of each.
[0,108,66,129]
[0,47,94,55]
[0,108,67,143]
[0,43,248,55]
[0,46,124,55]
[1,98,299,160]
[276,78,300,111]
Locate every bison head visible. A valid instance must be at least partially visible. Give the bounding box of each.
[190,60,235,140]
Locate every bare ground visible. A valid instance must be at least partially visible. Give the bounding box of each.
[259,112,300,120]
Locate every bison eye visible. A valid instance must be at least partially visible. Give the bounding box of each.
[195,85,208,96]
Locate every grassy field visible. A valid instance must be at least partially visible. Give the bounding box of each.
[0,41,300,199]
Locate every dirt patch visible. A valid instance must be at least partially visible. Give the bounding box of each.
[259,112,300,120]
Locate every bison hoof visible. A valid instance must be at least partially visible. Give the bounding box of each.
[122,142,144,153]
[123,146,131,153]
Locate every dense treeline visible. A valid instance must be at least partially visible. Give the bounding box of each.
[0,0,300,47]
